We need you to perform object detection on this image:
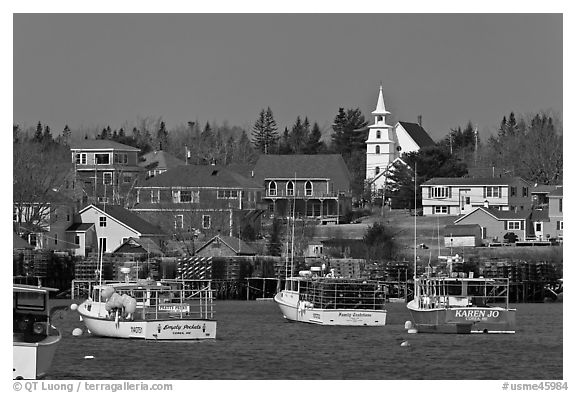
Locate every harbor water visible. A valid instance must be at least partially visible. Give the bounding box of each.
[48,300,562,380]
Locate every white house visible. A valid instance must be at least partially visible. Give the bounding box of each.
[365,85,435,193]
[76,204,166,254]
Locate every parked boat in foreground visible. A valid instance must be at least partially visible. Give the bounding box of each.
[76,279,216,340]
[274,270,387,326]
[13,284,62,379]
[407,275,516,334]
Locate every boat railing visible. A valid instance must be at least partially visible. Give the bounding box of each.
[297,281,387,310]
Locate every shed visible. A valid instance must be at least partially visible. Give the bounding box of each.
[444,224,482,247]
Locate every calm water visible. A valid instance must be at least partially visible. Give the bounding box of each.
[48,300,563,380]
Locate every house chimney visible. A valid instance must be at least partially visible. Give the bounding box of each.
[484,200,489,208]
[417,115,422,127]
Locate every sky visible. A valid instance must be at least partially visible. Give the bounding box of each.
[13,13,562,143]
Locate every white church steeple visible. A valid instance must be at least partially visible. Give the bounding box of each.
[365,85,397,188]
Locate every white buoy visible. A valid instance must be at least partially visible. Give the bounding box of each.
[84,355,94,359]
[407,328,418,334]
[404,321,413,330]
[72,328,83,336]
[400,340,411,347]
[70,303,78,311]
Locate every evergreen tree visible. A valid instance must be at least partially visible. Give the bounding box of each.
[304,122,324,154]
[43,125,53,144]
[33,122,43,143]
[279,127,292,154]
[156,121,169,150]
[289,116,307,154]
[251,107,278,154]
[330,108,368,158]
[13,124,21,144]
[363,222,399,261]
[61,125,71,146]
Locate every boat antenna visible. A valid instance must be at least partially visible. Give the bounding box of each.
[413,163,417,281]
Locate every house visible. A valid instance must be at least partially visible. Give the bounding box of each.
[74,204,166,254]
[443,224,483,248]
[131,164,265,238]
[13,190,77,252]
[364,85,435,193]
[64,223,96,257]
[530,184,560,209]
[547,187,563,241]
[251,154,352,222]
[453,207,532,244]
[138,150,185,179]
[421,177,532,216]
[195,234,256,257]
[70,140,142,205]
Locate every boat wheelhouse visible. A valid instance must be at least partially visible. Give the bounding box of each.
[274,274,387,326]
[407,276,516,334]
[13,284,62,379]
[76,279,216,340]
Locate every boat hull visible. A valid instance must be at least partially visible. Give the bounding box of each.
[13,333,61,379]
[407,300,516,334]
[78,301,216,340]
[274,291,387,326]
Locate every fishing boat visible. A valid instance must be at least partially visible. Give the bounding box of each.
[13,284,62,379]
[274,268,387,326]
[75,279,217,340]
[407,274,516,334]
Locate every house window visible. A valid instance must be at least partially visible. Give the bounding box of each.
[269,181,277,196]
[202,215,211,229]
[99,216,107,227]
[75,153,87,165]
[522,187,528,197]
[376,130,381,139]
[180,190,192,203]
[286,181,294,197]
[97,196,109,204]
[13,207,19,222]
[114,153,128,164]
[507,221,521,230]
[103,172,113,185]
[123,175,132,184]
[75,235,80,245]
[510,187,517,197]
[217,190,239,199]
[95,153,110,165]
[557,221,563,230]
[559,198,562,213]
[151,190,160,203]
[305,181,313,197]
[434,206,448,214]
[486,187,500,198]
[29,234,37,247]
[174,215,184,229]
[481,227,487,239]
[54,234,58,245]
[375,145,380,154]
[431,187,450,199]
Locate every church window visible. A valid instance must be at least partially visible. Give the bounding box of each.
[375,167,380,175]
[376,130,381,139]
[286,181,295,196]
[305,181,313,196]
[269,181,277,196]
[375,145,380,154]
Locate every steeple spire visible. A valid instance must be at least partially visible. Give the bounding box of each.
[372,85,391,115]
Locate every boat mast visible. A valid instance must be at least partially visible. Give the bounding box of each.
[413,164,417,281]
[290,172,296,279]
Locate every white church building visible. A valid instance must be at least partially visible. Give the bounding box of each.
[365,85,435,193]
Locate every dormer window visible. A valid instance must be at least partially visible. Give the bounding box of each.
[305,181,313,197]
[286,181,295,197]
[269,181,277,196]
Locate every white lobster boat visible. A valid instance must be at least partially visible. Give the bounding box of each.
[274,273,387,326]
[76,279,216,340]
[13,284,62,379]
[407,275,516,334]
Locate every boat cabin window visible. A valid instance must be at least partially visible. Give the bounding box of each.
[445,282,462,296]
[14,291,46,312]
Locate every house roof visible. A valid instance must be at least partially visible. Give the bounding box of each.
[444,224,481,237]
[531,185,558,194]
[138,164,262,189]
[13,233,33,249]
[548,187,563,198]
[112,237,163,255]
[70,140,140,151]
[139,150,185,170]
[196,234,256,255]
[66,223,95,232]
[397,122,436,148]
[454,207,531,223]
[79,204,165,235]
[422,176,529,186]
[251,154,351,192]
